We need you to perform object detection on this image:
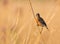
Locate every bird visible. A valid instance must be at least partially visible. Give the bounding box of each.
[36,13,48,29]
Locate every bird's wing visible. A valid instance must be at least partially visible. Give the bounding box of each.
[39,17,47,26]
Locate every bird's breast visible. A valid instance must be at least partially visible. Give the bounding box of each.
[35,17,42,26]
[37,21,42,26]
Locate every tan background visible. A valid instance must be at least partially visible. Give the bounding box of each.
[0,0,60,44]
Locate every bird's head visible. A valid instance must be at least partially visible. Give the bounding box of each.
[36,13,40,17]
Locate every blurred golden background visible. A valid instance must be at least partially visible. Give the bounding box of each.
[0,0,60,44]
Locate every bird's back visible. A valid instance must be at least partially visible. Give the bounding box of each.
[38,17,47,27]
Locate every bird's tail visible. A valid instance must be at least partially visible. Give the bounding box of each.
[46,26,48,29]
[45,25,49,31]
[45,26,49,31]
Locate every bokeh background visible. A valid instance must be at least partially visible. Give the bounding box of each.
[0,0,60,44]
